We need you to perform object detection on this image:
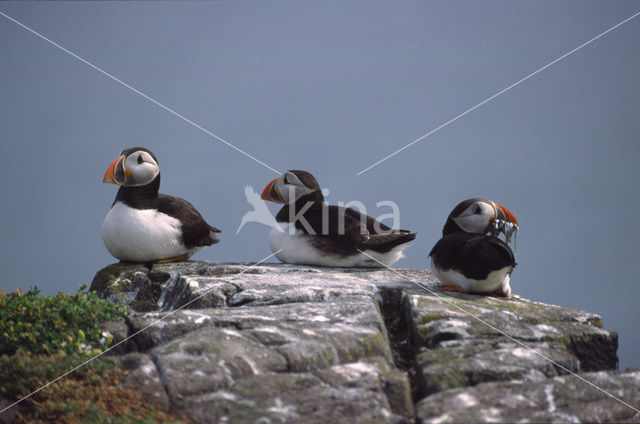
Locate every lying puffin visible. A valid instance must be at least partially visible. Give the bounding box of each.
[429,198,518,297]
[261,170,417,267]
[102,147,220,263]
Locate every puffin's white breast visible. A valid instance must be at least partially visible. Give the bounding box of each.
[102,202,190,262]
[268,223,406,267]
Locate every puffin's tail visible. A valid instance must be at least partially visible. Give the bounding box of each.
[207,226,222,245]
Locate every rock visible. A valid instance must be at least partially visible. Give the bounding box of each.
[118,352,170,412]
[180,365,406,424]
[99,319,132,355]
[88,261,632,423]
[90,261,425,312]
[416,370,640,423]
[130,296,393,367]
[162,276,240,310]
[382,368,415,418]
[137,297,398,421]
[90,263,154,311]
[407,290,618,397]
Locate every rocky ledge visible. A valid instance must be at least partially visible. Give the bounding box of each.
[90,261,639,423]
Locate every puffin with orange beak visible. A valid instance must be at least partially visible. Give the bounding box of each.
[429,198,519,297]
[261,170,417,267]
[101,147,220,263]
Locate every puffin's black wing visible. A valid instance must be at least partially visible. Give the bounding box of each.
[289,205,369,243]
[343,208,392,233]
[320,205,415,241]
[358,231,417,253]
[155,194,220,248]
[276,204,416,252]
[430,233,515,280]
[342,207,416,252]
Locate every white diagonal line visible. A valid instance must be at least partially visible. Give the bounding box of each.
[356,249,640,415]
[0,11,280,176]
[356,11,640,176]
[0,250,282,415]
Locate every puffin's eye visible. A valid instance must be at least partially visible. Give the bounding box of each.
[137,154,144,164]
[283,174,289,184]
[474,205,482,214]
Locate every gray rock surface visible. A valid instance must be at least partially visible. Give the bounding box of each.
[99,318,131,355]
[118,352,170,412]
[90,261,637,423]
[416,370,640,423]
[407,290,618,397]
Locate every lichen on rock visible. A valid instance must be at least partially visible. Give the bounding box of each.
[88,261,632,424]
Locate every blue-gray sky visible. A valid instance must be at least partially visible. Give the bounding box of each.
[1,1,639,369]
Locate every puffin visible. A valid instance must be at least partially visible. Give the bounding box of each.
[102,147,221,263]
[260,170,417,267]
[429,198,518,297]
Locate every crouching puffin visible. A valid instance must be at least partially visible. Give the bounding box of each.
[429,198,518,297]
[260,170,417,267]
[102,147,221,263]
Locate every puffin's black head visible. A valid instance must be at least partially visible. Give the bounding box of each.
[442,198,518,240]
[261,170,322,204]
[103,147,160,187]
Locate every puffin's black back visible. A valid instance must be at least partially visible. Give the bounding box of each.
[429,232,516,280]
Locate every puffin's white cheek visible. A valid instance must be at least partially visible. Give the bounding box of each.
[140,165,158,181]
[278,182,293,204]
[129,164,159,186]
[454,214,488,234]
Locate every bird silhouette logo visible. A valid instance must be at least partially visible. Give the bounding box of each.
[236,185,283,234]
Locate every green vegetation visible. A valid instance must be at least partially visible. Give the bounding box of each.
[0,286,185,423]
[0,285,126,356]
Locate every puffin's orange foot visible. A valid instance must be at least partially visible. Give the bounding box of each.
[155,254,190,264]
[492,288,510,297]
[437,285,468,294]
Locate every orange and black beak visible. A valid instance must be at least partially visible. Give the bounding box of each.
[493,203,518,226]
[261,177,283,203]
[103,155,128,185]
[490,202,519,247]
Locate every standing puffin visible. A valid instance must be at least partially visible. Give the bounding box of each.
[260,170,417,267]
[102,147,221,263]
[429,198,518,297]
